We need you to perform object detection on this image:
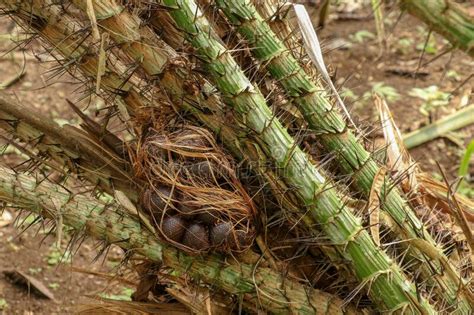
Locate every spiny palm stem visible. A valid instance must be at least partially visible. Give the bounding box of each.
[155,0,435,312]
[0,165,361,315]
[4,0,314,236]
[0,0,163,200]
[0,93,134,197]
[1,0,157,121]
[400,0,474,57]
[68,0,357,276]
[39,0,420,312]
[0,5,356,308]
[215,0,471,312]
[1,0,350,288]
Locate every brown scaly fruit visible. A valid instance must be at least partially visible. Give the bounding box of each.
[161,215,187,243]
[182,223,211,250]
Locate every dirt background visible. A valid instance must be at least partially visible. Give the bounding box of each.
[0,1,473,314]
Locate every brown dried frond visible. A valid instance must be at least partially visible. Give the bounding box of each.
[76,299,189,315]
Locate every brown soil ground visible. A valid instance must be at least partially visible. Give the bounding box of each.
[319,4,473,178]
[0,2,472,314]
[0,224,127,314]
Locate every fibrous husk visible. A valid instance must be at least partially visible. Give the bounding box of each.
[132,125,255,254]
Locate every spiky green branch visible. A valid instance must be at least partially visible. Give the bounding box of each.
[2,0,311,236]
[0,93,134,197]
[400,0,474,57]
[150,0,437,312]
[66,0,359,282]
[214,0,471,312]
[1,0,353,295]
[0,165,359,315]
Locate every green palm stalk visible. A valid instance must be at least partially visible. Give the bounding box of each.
[152,0,435,312]
[214,0,471,312]
[1,0,353,293]
[3,0,306,232]
[400,0,474,57]
[36,1,434,312]
[0,165,360,315]
[16,0,357,287]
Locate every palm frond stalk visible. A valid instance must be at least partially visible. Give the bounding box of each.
[0,93,134,197]
[2,0,364,292]
[0,165,360,315]
[145,0,437,312]
[400,0,474,57]
[404,105,474,149]
[1,0,314,246]
[40,0,355,288]
[3,2,436,308]
[213,0,471,311]
[0,0,355,296]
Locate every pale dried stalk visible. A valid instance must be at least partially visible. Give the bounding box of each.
[0,93,134,197]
